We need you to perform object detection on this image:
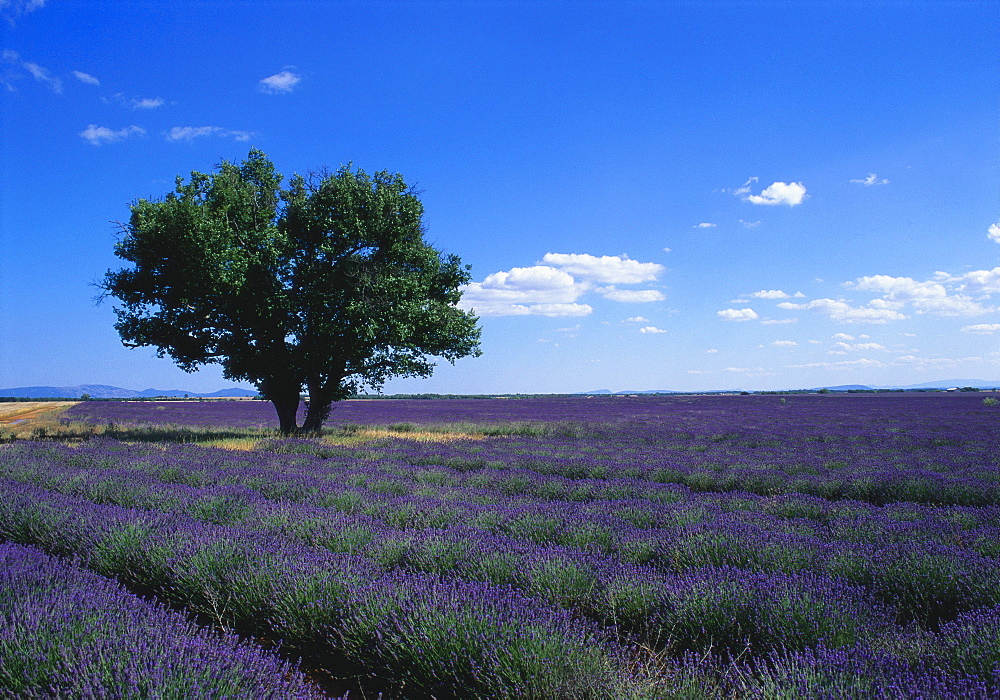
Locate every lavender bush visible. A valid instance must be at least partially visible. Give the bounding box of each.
[0,393,995,697]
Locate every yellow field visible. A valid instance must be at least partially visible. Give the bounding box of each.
[0,402,78,425]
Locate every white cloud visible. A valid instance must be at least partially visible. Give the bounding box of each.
[79,124,145,145]
[706,348,718,353]
[259,70,301,93]
[989,224,1000,244]
[893,354,981,369]
[830,341,888,354]
[740,219,762,229]
[639,326,666,334]
[962,324,1000,334]
[0,0,47,18]
[662,247,672,253]
[750,289,790,299]
[936,267,1000,295]
[167,126,253,142]
[832,333,855,341]
[459,264,588,316]
[850,173,889,186]
[771,340,797,347]
[521,303,593,317]
[462,252,665,317]
[850,274,992,316]
[132,97,164,109]
[694,222,716,229]
[71,70,99,86]
[717,308,759,322]
[483,266,578,294]
[602,288,665,303]
[744,181,807,206]
[790,358,883,369]
[541,253,664,284]
[733,177,757,196]
[622,316,649,323]
[778,298,907,324]
[2,50,61,92]
[761,318,797,325]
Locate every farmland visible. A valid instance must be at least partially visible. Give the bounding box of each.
[2,394,999,698]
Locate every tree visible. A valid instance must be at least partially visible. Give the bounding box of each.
[102,150,481,434]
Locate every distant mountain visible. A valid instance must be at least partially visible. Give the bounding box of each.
[0,384,258,399]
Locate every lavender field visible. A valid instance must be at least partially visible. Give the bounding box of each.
[3,394,1000,697]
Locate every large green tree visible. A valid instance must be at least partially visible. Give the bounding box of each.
[102,150,481,433]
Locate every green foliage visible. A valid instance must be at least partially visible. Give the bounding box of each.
[102,150,481,433]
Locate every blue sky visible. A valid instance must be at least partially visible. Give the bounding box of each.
[1,0,997,393]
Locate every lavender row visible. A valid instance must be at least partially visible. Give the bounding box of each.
[13,439,1000,542]
[0,448,907,650]
[5,441,999,630]
[63,392,1000,434]
[0,541,323,699]
[0,479,646,699]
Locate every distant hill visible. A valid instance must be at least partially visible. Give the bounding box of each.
[0,384,258,399]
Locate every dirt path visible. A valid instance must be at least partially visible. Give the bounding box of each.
[0,402,77,425]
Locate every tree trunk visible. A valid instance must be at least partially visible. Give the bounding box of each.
[262,378,302,435]
[301,386,334,434]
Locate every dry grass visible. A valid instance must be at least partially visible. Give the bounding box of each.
[0,402,80,441]
[0,402,78,424]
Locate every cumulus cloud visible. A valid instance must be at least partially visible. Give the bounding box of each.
[740,179,807,206]
[540,253,664,284]
[71,70,99,86]
[639,326,667,334]
[936,267,1000,295]
[962,324,1000,334]
[778,298,907,324]
[694,222,716,229]
[850,274,993,316]
[602,289,665,303]
[167,126,253,142]
[989,224,1000,243]
[622,316,650,323]
[459,264,589,317]
[749,289,790,299]
[717,308,759,322]
[461,252,664,317]
[259,70,301,93]
[79,124,145,145]
[850,173,889,186]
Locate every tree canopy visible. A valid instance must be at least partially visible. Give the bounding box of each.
[102,150,481,433]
